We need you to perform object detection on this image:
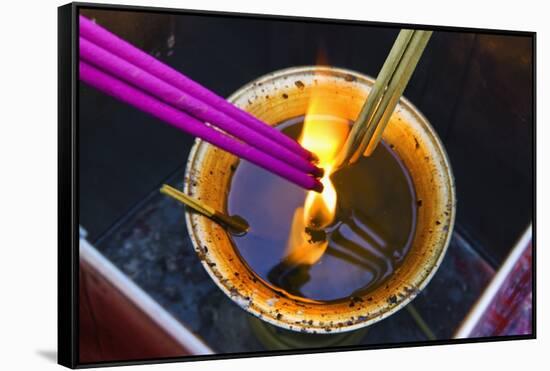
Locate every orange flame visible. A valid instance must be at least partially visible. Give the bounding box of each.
[284,80,350,265]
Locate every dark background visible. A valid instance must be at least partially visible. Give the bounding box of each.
[79,8,533,267]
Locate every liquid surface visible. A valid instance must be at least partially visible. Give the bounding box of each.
[227,117,417,302]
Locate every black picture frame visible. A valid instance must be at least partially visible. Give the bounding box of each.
[58,2,536,368]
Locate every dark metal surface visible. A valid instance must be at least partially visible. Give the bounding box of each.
[94,171,494,353]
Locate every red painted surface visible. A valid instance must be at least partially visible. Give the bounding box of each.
[470,243,533,337]
[79,260,191,364]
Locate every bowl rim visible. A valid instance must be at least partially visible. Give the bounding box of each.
[184,65,456,333]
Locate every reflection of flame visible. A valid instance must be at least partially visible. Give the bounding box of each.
[284,80,350,265]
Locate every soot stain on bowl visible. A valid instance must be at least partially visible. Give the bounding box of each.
[414,137,420,150]
[344,73,357,82]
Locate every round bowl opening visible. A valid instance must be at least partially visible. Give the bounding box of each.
[184,66,455,333]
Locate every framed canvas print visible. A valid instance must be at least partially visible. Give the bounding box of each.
[58,2,535,368]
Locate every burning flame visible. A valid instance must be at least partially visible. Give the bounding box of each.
[284,81,350,266]
[301,83,350,229]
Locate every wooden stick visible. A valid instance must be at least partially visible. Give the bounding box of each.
[406,304,436,341]
[361,30,432,157]
[336,29,432,167]
[335,29,414,168]
[160,184,249,234]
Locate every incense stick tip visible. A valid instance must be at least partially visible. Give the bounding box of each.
[309,151,320,163]
[313,166,325,178]
[312,180,324,193]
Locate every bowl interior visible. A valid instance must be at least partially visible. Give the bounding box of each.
[184,66,455,333]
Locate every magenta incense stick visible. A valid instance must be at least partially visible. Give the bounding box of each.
[79,37,321,177]
[79,61,323,192]
[79,15,313,161]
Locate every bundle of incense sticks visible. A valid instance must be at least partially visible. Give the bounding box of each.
[335,29,432,168]
[78,16,323,192]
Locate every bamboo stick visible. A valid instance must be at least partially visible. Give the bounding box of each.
[335,29,432,168]
[361,30,433,158]
[335,29,414,167]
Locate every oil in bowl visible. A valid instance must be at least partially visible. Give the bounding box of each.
[227,116,417,302]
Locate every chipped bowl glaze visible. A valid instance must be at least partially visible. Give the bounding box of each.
[184,66,456,333]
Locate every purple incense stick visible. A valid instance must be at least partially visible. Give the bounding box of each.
[79,15,313,161]
[79,61,323,192]
[79,37,321,177]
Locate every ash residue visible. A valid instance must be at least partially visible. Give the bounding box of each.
[304,226,327,244]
